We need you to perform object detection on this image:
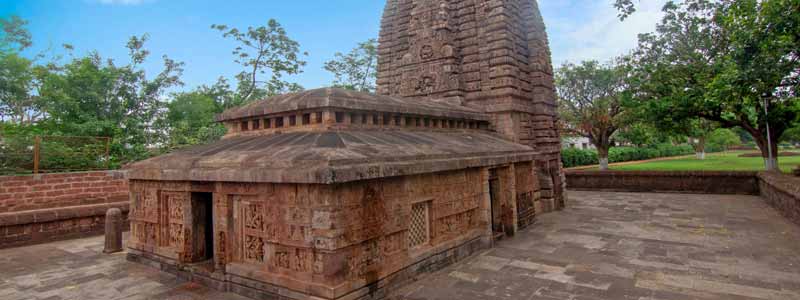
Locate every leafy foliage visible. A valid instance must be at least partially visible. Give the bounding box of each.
[212,20,307,105]
[324,39,378,92]
[0,15,32,52]
[0,16,310,174]
[557,59,631,169]
[629,0,800,170]
[708,128,741,151]
[562,144,694,168]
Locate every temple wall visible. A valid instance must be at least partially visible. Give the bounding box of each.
[127,163,553,299]
[376,0,567,209]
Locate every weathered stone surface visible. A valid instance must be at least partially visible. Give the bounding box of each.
[376,0,566,208]
[126,164,550,299]
[121,1,567,299]
[127,131,538,184]
[4,191,800,300]
[103,208,123,254]
[388,191,800,300]
[566,170,761,195]
[216,87,487,122]
[759,172,800,226]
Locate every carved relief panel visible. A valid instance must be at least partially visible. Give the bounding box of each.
[160,191,188,250]
[239,197,267,264]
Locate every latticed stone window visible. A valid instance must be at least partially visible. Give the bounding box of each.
[408,201,431,248]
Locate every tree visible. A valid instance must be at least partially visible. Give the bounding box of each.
[212,20,306,105]
[38,34,184,163]
[613,0,638,20]
[163,88,226,149]
[0,53,37,124]
[708,128,741,152]
[0,15,32,52]
[631,0,800,171]
[782,126,800,145]
[616,123,658,148]
[0,16,43,125]
[557,60,629,170]
[685,120,716,160]
[324,39,378,92]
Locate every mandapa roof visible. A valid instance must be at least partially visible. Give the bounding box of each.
[126,131,537,184]
[215,87,488,122]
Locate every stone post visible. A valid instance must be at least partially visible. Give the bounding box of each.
[103,208,123,254]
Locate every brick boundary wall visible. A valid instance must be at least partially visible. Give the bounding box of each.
[0,171,130,249]
[758,172,800,226]
[565,171,760,195]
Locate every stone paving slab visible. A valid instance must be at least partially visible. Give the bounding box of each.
[2,191,800,300]
[389,191,800,300]
[0,232,249,300]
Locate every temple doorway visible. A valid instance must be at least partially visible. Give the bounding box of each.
[488,169,503,237]
[191,192,214,263]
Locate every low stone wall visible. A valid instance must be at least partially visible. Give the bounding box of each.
[0,171,130,248]
[566,171,760,195]
[758,172,800,226]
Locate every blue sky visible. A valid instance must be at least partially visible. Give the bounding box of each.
[2,0,668,92]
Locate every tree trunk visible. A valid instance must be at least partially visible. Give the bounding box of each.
[691,136,706,160]
[597,146,610,171]
[747,127,780,172]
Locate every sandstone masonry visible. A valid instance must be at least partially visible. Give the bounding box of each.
[125,1,564,299]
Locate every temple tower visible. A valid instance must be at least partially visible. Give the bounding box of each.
[377,0,566,208]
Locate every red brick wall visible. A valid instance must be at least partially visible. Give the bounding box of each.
[0,171,130,249]
[0,171,128,213]
[565,171,760,195]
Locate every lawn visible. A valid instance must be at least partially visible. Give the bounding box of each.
[605,151,800,172]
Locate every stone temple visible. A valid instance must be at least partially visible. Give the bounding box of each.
[125,1,565,299]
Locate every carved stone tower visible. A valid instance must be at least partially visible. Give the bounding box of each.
[377,0,566,207]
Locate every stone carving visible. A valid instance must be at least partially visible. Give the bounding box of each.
[436,210,476,242]
[143,191,158,222]
[420,45,434,60]
[348,239,381,279]
[517,191,534,215]
[169,223,184,247]
[378,0,566,203]
[244,203,264,231]
[168,195,184,220]
[217,231,226,266]
[245,235,264,263]
[415,76,436,94]
[274,248,311,273]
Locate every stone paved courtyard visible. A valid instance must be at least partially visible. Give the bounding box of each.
[2,191,800,300]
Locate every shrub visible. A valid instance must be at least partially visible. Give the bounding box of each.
[561,148,598,168]
[561,144,694,168]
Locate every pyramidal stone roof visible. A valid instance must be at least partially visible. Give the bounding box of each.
[215,87,488,122]
[126,131,537,184]
[127,87,537,184]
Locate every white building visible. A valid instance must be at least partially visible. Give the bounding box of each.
[562,136,595,150]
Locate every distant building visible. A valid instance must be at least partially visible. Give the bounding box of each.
[563,136,595,150]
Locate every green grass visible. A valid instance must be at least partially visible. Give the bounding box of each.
[605,151,800,172]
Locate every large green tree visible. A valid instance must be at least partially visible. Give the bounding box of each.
[38,34,184,163]
[324,39,378,92]
[212,20,306,105]
[557,60,630,170]
[162,80,233,149]
[0,15,45,125]
[631,0,800,171]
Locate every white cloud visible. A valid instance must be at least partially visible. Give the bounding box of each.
[543,0,668,66]
[95,0,152,5]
